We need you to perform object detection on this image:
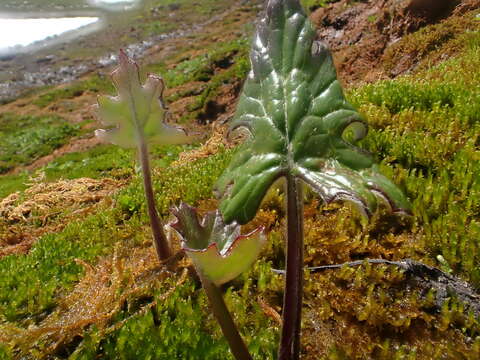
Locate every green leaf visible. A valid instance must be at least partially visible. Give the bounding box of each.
[216,0,411,224]
[171,203,265,286]
[95,50,191,148]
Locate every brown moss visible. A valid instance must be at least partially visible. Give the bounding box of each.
[253,197,479,359]
[302,202,420,267]
[0,177,122,257]
[171,123,231,167]
[0,244,189,358]
[301,262,479,359]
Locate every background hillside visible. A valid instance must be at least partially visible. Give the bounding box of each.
[1,0,480,358]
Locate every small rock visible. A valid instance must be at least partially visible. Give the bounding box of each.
[35,55,55,64]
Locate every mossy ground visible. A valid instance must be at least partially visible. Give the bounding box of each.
[0,113,80,174]
[1,1,479,359]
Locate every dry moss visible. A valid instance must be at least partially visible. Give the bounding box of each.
[171,124,231,167]
[0,243,189,358]
[302,263,480,359]
[251,193,480,359]
[0,177,122,257]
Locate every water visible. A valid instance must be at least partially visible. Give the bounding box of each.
[0,17,100,53]
[0,0,141,54]
[0,0,140,12]
[0,0,145,101]
[0,0,250,102]
[89,0,140,10]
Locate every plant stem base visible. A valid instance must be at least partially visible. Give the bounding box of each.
[279,175,304,360]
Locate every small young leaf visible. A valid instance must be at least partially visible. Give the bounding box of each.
[216,0,411,224]
[171,203,265,286]
[95,50,191,148]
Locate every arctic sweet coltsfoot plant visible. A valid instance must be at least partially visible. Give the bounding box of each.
[171,203,266,360]
[95,1,410,358]
[95,50,192,260]
[171,203,266,287]
[214,0,411,359]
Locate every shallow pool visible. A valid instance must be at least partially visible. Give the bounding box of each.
[0,0,141,54]
[0,17,100,52]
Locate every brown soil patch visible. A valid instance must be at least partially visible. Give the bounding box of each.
[310,0,475,85]
[200,81,242,124]
[0,177,122,257]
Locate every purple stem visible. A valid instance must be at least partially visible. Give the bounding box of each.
[278,174,304,360]
[138,136,172,260]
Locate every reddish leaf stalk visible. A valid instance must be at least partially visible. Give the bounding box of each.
[138,136,172,260]
[198,272,253,360]
[279,174,304,360]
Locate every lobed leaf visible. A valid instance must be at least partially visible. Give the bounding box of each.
[171,203,265,286]
[95,50,191,148]
[216,0,411,224]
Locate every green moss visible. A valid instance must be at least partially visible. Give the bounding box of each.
[350,81,456,115]
[0,209,132,323]
[300,0,334,13]
[148,38,249,91]
[77,280,229,359]
[0,113,80,174]
[32,75,114,108]
[0,142,191,199]
[0,345,12,360]
[136,0,230,39]
[70,271,278,360]
[0,145,132,200]
[139,20,176,37]
[191,53,250,110]
[0,144,229,324]
[0,173,29,199]
[42,145,134,181]
[149,55,211,89]
[348,45,480,287]
[167,39,250,121]
[68,238,281,360]
[116,147,232,217]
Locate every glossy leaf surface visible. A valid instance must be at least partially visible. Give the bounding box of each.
[171,203,265,286]
[95,50,191,148]
[216,0,410,224]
